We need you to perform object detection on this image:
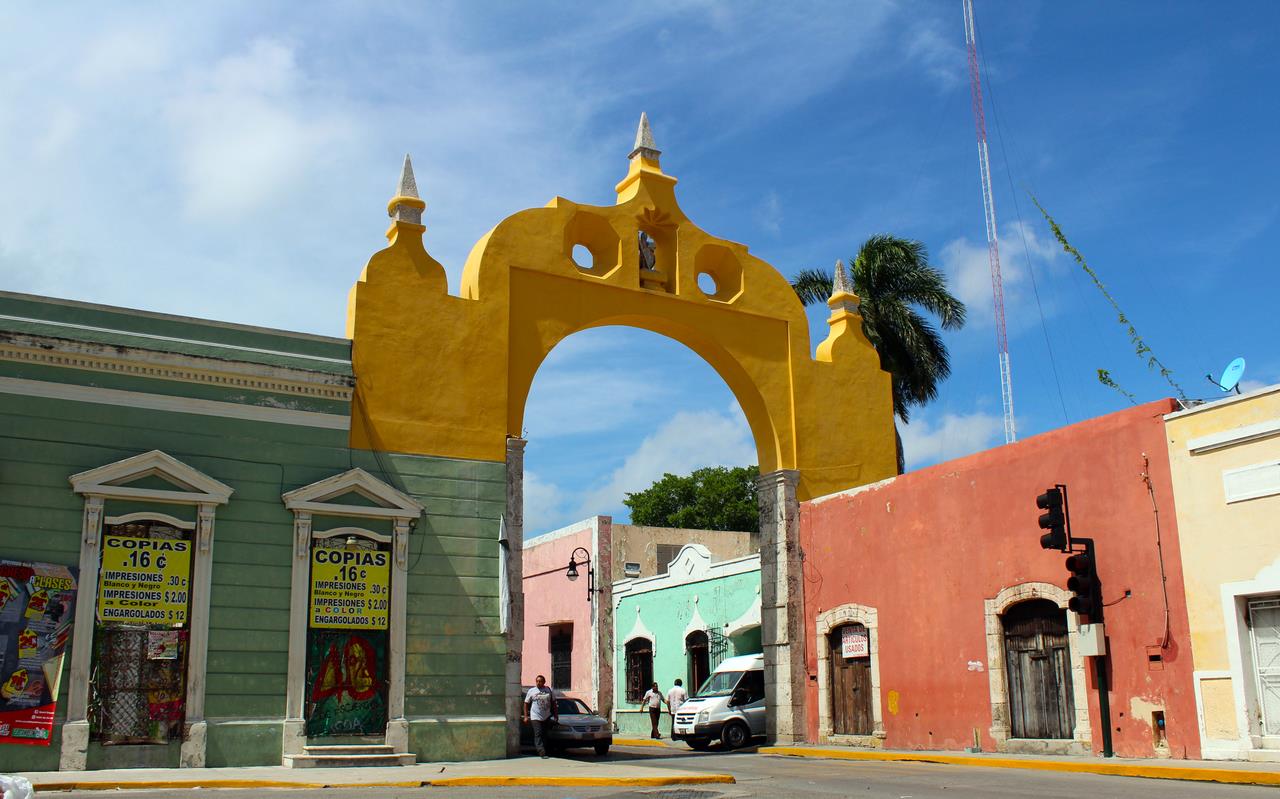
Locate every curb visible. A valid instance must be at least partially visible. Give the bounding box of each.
[760,746,1280,787]
[30,774,736,792]
[429,774,736,787]
[613,737,672,748]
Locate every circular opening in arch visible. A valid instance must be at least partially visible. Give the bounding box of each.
[571,244,594,270]
[696,272,718,296]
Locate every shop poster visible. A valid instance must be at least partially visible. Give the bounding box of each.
[0,560,78,746]
[97,535,191,625]
[309,548,390,629]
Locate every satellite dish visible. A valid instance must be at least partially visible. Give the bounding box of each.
[1206,357,1246,394]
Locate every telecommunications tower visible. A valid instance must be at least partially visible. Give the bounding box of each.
[962,0,1016,444]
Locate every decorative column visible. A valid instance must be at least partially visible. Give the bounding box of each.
[386,518,411,752]
[504,437,526,756]
[282,511,312,757]
[60,495,103,771]
[179,503,217,767]
[758,469,805,744]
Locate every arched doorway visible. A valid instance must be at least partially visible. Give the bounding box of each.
[827,623,874,736]
[1001,599,1074,740]
[624,638,653,703]
[686,630,710,693]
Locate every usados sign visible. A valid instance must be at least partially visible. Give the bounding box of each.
[98,537,191,624]
[309,547,390,629]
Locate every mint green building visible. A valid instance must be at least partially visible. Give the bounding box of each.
[0,290,506,771]
[612,545,761,737]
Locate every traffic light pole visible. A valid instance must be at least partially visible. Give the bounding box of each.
[1073,537,1113,758]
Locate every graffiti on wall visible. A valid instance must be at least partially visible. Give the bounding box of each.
[305,630,388,737]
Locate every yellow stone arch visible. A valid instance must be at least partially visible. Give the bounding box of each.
[347,120,895,500]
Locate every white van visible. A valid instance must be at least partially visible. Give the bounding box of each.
[670,653,765,750]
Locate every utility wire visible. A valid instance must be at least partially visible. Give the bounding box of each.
[975,17,1070,425]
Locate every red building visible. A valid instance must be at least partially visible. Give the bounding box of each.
[799,400,1199,758]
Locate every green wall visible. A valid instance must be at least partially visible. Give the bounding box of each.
[613,564,760,738]
[0,377,505,770]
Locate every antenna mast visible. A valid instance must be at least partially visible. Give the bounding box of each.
[963,0,1016,444]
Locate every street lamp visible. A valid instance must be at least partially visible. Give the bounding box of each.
[566,546,595,602]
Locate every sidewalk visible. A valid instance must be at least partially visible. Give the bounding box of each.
[17,756,735,792]
[760,744,1280,787]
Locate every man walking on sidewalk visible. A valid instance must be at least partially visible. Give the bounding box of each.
[666,678,688,736]
[523,675,558,758]
[640,681,666,739]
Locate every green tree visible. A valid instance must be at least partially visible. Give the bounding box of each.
[791,235,966,471]
[623,465,759,533]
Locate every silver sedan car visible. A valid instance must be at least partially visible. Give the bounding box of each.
[520,692,612,756]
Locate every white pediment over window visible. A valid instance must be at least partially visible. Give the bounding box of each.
[667,544,712,579]
[69,449,233,505]
[282,468,423,520]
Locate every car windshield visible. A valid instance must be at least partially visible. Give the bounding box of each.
[556,698,591,715]
[696,670,744,697]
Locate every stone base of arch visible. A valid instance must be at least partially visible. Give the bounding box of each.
[815,603,886,746]
[984,582,1091,755]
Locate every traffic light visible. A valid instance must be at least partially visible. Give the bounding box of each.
[1066,551,1098,617]
[1037,487,1066,551]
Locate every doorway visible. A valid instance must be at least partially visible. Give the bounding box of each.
[686,630,710,694]
[1249,597,1280,737]
[828,624,873,736]
[1002,599,1074,739]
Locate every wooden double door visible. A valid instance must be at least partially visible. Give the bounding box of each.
[828,625,874,736]
[1003,599,1074,739]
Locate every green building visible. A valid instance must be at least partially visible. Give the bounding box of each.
[613,544,761,737]
[0,289,506,771]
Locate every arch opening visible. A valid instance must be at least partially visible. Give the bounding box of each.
[521,326,761,536]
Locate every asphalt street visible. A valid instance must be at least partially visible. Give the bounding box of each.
[49,745,1280,799]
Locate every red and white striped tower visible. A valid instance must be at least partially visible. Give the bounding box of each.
[963,0,1016,444]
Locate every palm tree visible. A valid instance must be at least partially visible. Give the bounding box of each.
[792,235,966,471]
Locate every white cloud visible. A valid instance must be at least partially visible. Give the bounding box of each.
[754,191,782,236]
[938,221,1058,328]
[167,38,356,219]
[523,470,568,538]
[523,366,678,438]
[75,25,173,87]
[1236,378,1272,394]
[900,410,1003,469]
[576,408,756,517]
[904,19,966,90]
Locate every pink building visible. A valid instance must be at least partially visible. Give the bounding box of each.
[521,517,612,716]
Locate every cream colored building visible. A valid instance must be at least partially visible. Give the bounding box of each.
[1166,385,1280,761]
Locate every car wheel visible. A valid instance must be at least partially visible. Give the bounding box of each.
[721,721,749,750]
[594,742,610,756]
[686,738,712,751]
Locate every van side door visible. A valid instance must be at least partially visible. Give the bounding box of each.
[738,670,767,737]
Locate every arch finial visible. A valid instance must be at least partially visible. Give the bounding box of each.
[388,153,425,226]
[629,112,661,161]
[832,259,852,296]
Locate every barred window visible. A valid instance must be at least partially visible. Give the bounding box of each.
[550,624,573,690]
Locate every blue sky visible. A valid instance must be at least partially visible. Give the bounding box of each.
[3,3,1278,534]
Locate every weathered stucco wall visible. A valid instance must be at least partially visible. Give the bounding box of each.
[611,524,755,580]
[800,400,1200,759]
[1164,385,1280,759]
[521,520,598,701]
